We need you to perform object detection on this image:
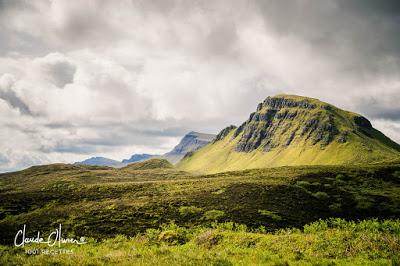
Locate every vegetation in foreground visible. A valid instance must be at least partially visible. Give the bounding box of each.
[1,159,400,264]
[1,160,400,244]
[1,218,399,265]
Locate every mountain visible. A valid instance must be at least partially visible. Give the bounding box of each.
[74,156,122,167]
[74,131,215,167]
[121,154,155,164]
[178,94,400,173]
[162,131,216,163]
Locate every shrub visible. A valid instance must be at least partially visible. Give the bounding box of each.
[158,230,180,244]
[392,256,400,266]
[213,258,233,266]
[212,222,248,232]
[257,225,267,233]
[145,228,161,241]
[195,230,223,247]
[304,219,328,233]
[296,181,311,187]
[157,223,192,244]
[214,222,234,231]
[328,203,342,213]
[258,209,282,221]
[179,206,203,217]
[211,188,226,195]
[312,191,329,200]
[393,171,400,179]
[355,196,374,210]
[203,210,225,221]
[336,174,349,181]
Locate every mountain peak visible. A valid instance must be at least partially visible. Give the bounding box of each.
[74,156,121,166]
[163,131,216,163]
[178,94,400,173]
[232,94,358,152]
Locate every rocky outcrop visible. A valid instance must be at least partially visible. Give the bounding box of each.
[234,96,340,152]
[261,96,317,109]
[354,116,372,129]
[213,125,237,142]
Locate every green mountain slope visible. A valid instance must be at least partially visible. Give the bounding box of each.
[178,94,400,173]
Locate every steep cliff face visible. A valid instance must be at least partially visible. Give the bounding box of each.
[178,95,400,173]
[233,96,354,152]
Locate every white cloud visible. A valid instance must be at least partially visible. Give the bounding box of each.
[0,0,399,172]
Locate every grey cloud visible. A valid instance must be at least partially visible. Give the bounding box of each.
[0,89,31,115]
[44,58,76,87]
[0,1,50,56]
[254,0,400,76]
[0,76,32,115]
[1,0,400,172]
[355,93,400,122]
[34,53,77,87]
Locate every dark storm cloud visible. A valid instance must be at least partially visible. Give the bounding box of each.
[254,0,400,75]
[0,86,32,115]
[50,62,76,87]
[39,55,77,87]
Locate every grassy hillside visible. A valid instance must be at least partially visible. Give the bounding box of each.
[178,94,400,174]
[1,219,399,265]
[121,158,173,170]
[1,160,400,245]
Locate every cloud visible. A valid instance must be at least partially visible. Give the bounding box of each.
[32,53,76,88]
[0,74,32,115]
[0,0,399,172]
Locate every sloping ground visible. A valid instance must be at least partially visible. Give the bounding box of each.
[178,95,400,173]
[121,159,173,170]
[0,162,399,245]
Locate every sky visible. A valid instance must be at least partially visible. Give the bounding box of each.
[0,0,400,172]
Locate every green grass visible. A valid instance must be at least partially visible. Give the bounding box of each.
[1,160,400,264]
[120,158,173,170]
[1,161,400,243]
[0,218,399,265]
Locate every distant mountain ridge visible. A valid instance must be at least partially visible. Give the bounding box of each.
[162,131,216,163]
[74,131,215,167]
[178,94,400,173]
[74,157,122,167]
[121,154,154,164]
